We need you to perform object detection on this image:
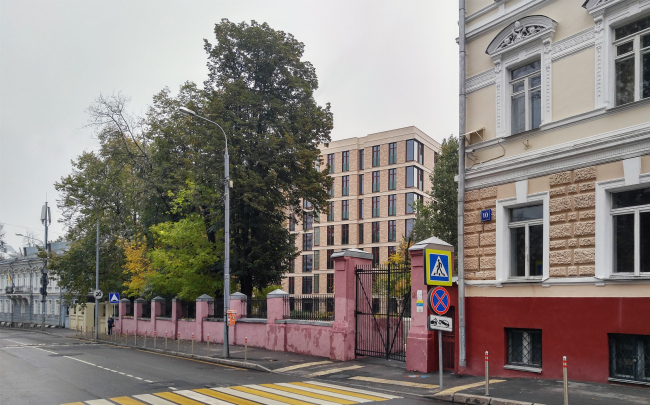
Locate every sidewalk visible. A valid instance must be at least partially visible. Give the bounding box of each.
[10,325,650,405]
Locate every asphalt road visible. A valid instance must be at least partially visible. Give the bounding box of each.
[0,328,432,405]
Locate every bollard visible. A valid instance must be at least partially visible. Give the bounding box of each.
[126,329,129,345]
[135,330,137,346]
[177,333,180,352]
[191,333,194,354]
[207,334,210,356]
[165,331,168,351]
[485,351,489,396]
[154,331,157,349]
[245,337,248,361]
[562,356,569,405]
[105,327,107,338]
[144,330,147,347]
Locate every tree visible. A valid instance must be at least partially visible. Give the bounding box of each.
[0,223,6,259]
[412,136,459,251]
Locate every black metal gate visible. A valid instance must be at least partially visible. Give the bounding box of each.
[610,334,650,383]
[355,263,411,361]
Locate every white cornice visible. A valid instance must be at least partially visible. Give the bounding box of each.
[466,0,556,42]
[466,69,496,94]
[465,122,650,190]
[551,27,595,61]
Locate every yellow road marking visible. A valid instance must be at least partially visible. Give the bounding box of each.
[348,376,439,389]
[288,382,388,401]
[194,388,259,405]
[135,349,244,370]
[260,384,355,404]
[111,397,148,405]
[305,365,364,377]
[231,386,313,405]
[435,379,506,396]
[154,392,204,405]
[273,361,333,373]
[61,403,85,405]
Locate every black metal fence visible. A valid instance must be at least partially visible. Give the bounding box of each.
[161,300,173,318]
[241,299,268,319]
[140,302,151,319]
[355,263,411,361]
[122,299,134,317]
[284,295,334,321]
[180,301,196,320]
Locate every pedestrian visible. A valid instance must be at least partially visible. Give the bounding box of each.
[107,316,114,335]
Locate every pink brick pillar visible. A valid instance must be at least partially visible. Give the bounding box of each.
[171,297,181,338]
[134,298,144,335]
[331,249,373,361]
[195,294,213,342]
[119,299,128,332]
[229,292,246,345]
[266,289,288,351]
[151,296,164,333]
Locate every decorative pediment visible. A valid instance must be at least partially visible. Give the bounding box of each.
[582,0,616,12]
[486,15,557,56]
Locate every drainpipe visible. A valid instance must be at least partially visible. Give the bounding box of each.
[458,0,467,369]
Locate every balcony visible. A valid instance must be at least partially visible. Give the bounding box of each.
[5,286,27,294]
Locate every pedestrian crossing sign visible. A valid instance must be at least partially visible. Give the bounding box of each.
[425,249,452,286]
[109,293,120,304]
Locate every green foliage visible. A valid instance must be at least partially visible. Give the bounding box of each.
[148,214,224,301]
[252,284,282,298]
[412,136,459,252]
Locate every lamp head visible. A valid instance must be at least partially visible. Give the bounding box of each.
[179,107,197,117]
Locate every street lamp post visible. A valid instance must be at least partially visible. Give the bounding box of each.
[179,106,231,358]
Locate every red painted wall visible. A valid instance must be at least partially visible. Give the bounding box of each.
[460,296,650,383]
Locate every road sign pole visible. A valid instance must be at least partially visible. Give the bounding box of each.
[439,330,443,390]
[95,218,99,341]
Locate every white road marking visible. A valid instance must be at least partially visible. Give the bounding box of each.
[85,400,115,405]
[168,387,177,391]
[281,382,375,402]
[239,385,341,405]
[213,387,289,405]
[176,390,231,405]
[305,380,401,399]
[305,365,364,377]
[348,376,439,389]
[36,347,59,355]
[133,394,178,405]
[273,360,333,373]
[65,356,97,366]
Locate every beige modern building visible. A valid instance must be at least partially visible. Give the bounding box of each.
[282,126,440,296]
[458,0,650,384]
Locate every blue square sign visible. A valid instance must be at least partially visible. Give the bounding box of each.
[109,293,120,304]
[481,209,492,222]
[425,249,453,286]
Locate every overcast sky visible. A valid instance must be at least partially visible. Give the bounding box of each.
[0,0,459,252]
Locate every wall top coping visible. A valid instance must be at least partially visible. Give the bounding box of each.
[196,294,214,302]
[409,236,454,252]
[331,248,373,260]
[134,298,146,303]
[151,296,165,302]
[120,298,131,303]
[230,292,247,300]
[267,289,289,298]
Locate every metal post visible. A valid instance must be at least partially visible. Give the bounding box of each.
[94,218,99,341]
[191,333,194,354]
[144,331,147,347]
[386,264,390,359]
[41,201,49,332]
[154,331,157,348]
[485,351,489,396]
[165,331,168,350]
[224,146,230,359]
[245,337,248,361]
[207,334,210,356]
[177,333,180,352]
[439,330,443,390]
[135,330,137,346]
[458,0,467,369]
[562,356,569,405]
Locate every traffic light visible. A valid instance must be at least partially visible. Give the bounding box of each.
[40,274,48,297]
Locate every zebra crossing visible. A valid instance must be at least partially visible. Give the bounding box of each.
[61,381,400,405]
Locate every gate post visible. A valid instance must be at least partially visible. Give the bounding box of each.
[407,237,455,373]
[331,249,373,361]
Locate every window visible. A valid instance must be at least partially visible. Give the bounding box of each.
[302,255,313,272]
[406,166,423,190]
[372,222,380,243]
[612,187,650,274]
[358,174,364,195]
[406,192,423,214]
[289,277,295,294]
[342,151,349,172]
[328,153,335,173]
[510,60,541,135]
[507,328,542,369]
[359,149,365,170]
[327,249,334,269]
[314,274,320,293]
[388,169,396,190]
[609,333,650,382]
[327,225,335,245]
[372,247,380,267]
[372,145,381,167]
[372,196,380,218]
[405,219,414,237]
[289,215,295,231]
[388,194,396,216]
[358,199,364,219]
[314,208,320,223]
[509,205,543,278]
[313,227,320,246]
[434,151,439,164]
[327,274,334,293]
[328,182,335,197]
[302,277,313,294]
[342,176,349,196]
[388,246,396,259]
[303,200,313,209]
[614,16,650,106]
[388,142,397,164]
[289,259,295,273]
[302,234,313,251]
[388,220,396,242]
[314,250,320,270]
[341,200,349,220]
[328,201,335,221]
[303,212,313,230]
[406,139,424,164]
[341,224,349,245]
[358,224,364,244]
[372,171,380,192]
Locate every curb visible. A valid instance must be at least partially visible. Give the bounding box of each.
[425,392,545,405]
